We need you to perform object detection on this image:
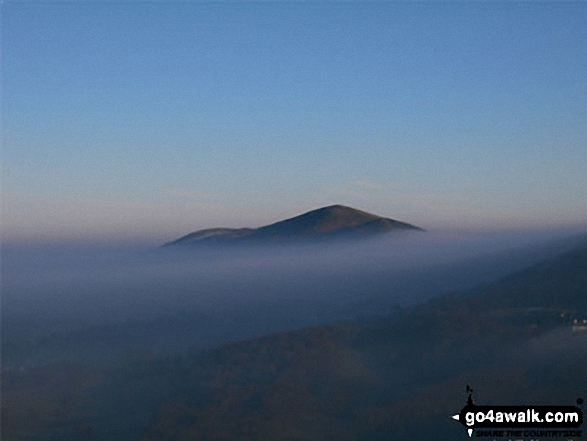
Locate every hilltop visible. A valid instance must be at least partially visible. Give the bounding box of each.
[165,205,422,247]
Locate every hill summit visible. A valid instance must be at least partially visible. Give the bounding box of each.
[165,205,423,247]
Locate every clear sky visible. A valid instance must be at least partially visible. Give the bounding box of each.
[2,1,586,243]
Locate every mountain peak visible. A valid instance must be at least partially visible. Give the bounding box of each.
[256,205,387,236]
[165,205,423,247]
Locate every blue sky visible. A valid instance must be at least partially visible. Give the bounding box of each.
[2,1,587,242]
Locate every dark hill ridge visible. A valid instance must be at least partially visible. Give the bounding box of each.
[140,243,587,441]
[166,204,423,247]
[428,237,587,312]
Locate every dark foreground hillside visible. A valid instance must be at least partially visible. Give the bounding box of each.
[139,245,587,441]
[3,244,587,441]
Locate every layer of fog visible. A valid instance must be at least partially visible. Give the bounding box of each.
[2,229,583,366]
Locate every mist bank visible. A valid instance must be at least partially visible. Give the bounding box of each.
[3,229,584,366]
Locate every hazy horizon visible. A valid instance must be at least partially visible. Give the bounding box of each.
[2,210,587,248]
[3,1,587,243]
